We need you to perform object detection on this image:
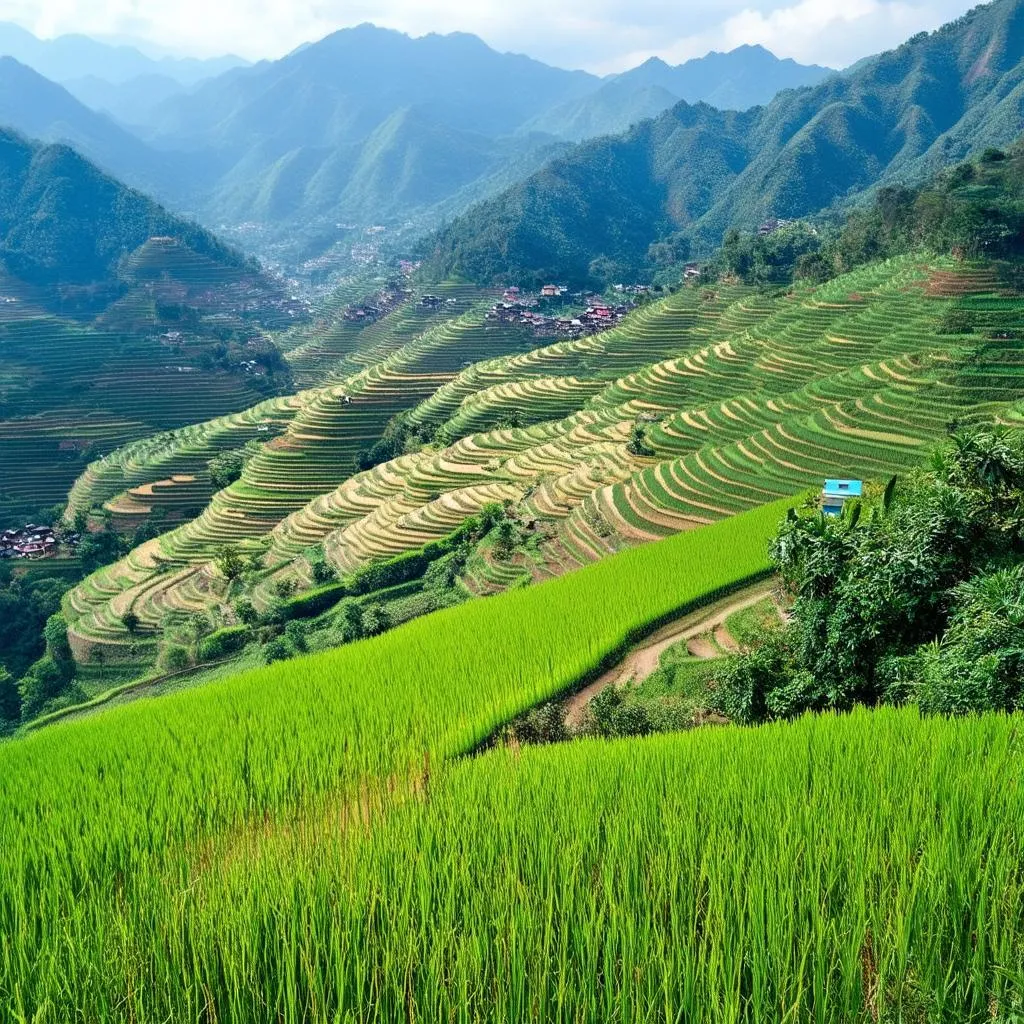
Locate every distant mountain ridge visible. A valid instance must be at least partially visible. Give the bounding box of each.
[612,46,833,110]
[526,45,833,141]
[425,0,1024,286]
[0,58,183,198]
[0,21,247,85]
[130,26,835,242]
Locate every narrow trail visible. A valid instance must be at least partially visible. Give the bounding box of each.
[564,583,780,728]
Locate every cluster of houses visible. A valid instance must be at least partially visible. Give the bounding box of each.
[758,217,794,237]
[343,286,409,324]
[420,294,462,310]
[486,288,635,340]
[0,524,77,561]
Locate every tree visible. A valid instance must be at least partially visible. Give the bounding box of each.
[626,424,654,457]
[77,525,127,574]
[338,600,365,642]
[361,604,391,637]
[208,448,247,490]
[311,560,336,585]
[19,657,68,719]
[493,519,517,561]
[216,546,244,581]
[234,599,259,626]
[0,667,19,724]
[121,611,141,635]
[263,638,290,664]
[720,430,1024,723]
[284,620,308,653]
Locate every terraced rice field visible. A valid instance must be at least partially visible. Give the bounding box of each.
[63,256,1024,664]
[4,501,1022,1021]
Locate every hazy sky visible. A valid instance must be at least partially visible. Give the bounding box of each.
[2,0,983,71]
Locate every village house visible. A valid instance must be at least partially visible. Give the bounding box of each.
[821,479,863,516]
[0,524,61,559]
[757,217,792,237]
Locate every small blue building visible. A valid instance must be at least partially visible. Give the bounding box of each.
[821,479,863,516]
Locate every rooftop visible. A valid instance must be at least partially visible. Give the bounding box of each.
[823,479,863,498]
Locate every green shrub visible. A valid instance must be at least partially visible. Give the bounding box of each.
[263,639,290,664]
[158,644,191,674]
[197,626,250,663]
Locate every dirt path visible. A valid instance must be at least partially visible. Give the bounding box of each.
[564,583,778,728]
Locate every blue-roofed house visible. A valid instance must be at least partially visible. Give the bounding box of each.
[821,479,863,516]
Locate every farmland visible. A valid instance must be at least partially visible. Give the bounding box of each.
[59,253,1024,674]
[0,241,300,524]
[1,500,1022,1019]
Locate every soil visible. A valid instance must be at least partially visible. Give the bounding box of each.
[563,583,781,728]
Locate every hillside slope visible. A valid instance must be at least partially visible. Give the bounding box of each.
[0,127,244,293]
[0,503,1019,1018]
[0,58,187,197]
[426,0,1024,285]
[0,130,300,521]
[62,251,1024,672]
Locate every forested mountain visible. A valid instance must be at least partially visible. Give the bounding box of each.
[426,0,1024,286]
[0,21,246,85]
[120,27,830,243]
[206,105,568,229]
[0,127,247,295]
[144,25,597,151]
[524,46,832,141]
[0,23,840,254]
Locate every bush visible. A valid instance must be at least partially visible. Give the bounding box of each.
[510,702,569,745]
[263,639,290,664]
[284,621,308,653]
[281,582,347,620]
[158,644,191,674]
[234,599,259,626]
[197,626,250,662]
[311,560,336,585]
[583,684,653,738]
[338,600,365,642]
[361,605,391,638]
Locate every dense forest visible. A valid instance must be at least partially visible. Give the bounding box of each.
[715,143,1024,285]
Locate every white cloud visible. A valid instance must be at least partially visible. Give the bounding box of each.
[0,0,981,69]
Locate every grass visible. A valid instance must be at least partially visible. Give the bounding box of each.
[723,596,782,649]
[3,495,1023,1020]
[304,708,1021,1024]
[0,500,789,1018]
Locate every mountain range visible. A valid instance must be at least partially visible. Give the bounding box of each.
[524,46,833,141]
[0,23,835,254]
[0,21,246,85]
[426,0,1024,286]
